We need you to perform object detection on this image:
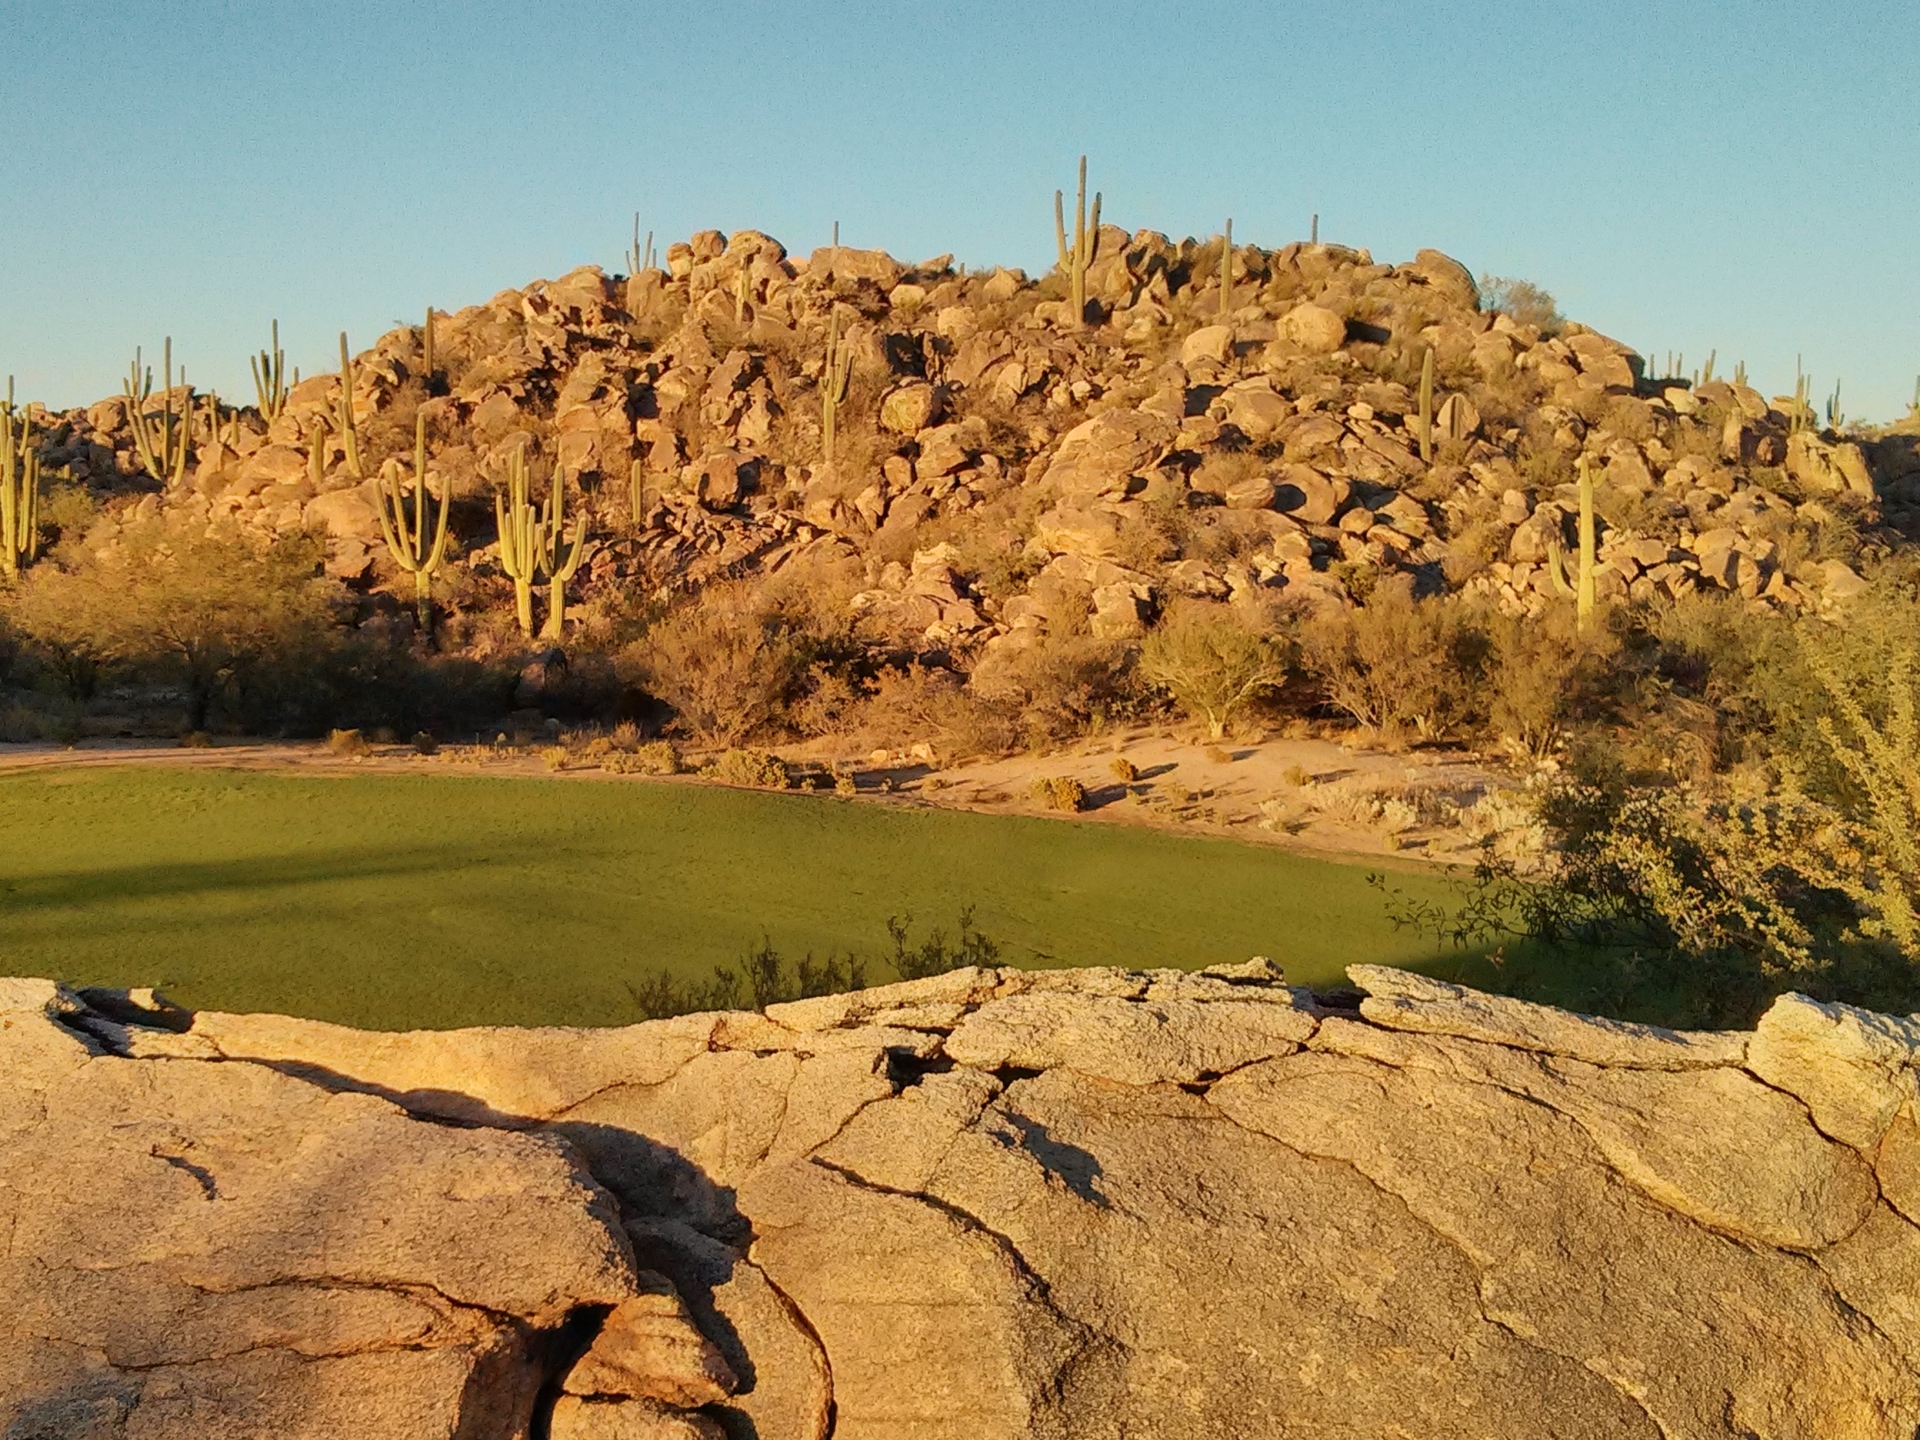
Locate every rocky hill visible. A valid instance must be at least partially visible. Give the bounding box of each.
[18,225,1920,701]
[8,963,1920,1437]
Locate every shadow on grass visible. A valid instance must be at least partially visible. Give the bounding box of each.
[0,844,499,917]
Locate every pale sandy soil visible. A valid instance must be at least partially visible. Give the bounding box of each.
[0,728,1505,867]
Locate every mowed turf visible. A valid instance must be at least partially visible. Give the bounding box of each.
[0,765,1472,1029]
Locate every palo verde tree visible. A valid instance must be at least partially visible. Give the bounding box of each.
[1140,602,1288,740]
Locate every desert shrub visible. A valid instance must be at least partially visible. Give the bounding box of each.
[708,748,789,788]
[326,728,370,756]
[1482,607,1617,762]
[887,905,1001,979]
[628,740,681,775]
[834,773,858,797]
[625,910,997,1019]
[1139,601,1290,740]
[1478,275,1564,334]
[1029,775,1087,811]
[1110,756,1139,783]
[970,631,1139,748]
[1300,583,1473,745]
[857,662,1016,759]
[622,582,802,745]
[411,730,438,755]
[9,517,339,731]
[540,744,569,771]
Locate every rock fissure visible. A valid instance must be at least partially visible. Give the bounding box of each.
[804,1154,1122,1363]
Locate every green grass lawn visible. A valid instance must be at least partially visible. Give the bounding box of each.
[0,764,1498,1030]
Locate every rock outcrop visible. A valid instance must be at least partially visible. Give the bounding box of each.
[20,226,1918,687]
[9,962,1920,1437]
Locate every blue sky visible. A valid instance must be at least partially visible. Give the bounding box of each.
[2,1,1914,418]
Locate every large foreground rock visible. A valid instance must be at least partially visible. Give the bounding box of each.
[9,962,1920,1437]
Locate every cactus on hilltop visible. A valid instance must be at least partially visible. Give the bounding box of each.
[374,410,453,637]
[1219,219,1233,320]
[123,338,190,486]
[0,381,42,579]
[1053,155,1101,330]
[626,212,655,275]
[251,320,289,426]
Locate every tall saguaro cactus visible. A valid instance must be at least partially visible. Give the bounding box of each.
[535,463,588,641]
[1219,219,1234,320]
[336,333,365,478]
[496,444,542,637]
[494,444,586,639]
[1418,347,1435,464]
[820,307,853,465]
[374,411,453,636]
[1053,155,1101,329]
[1547,455,1598,633]
[124,338,190,486]
[0,384,41,579]
[252,320,289,426]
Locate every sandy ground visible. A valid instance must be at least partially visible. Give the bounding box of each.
[0,728,1505,867]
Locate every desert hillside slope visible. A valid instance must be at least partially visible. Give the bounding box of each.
[7,963,1920,1437]
[16,224,1918,718]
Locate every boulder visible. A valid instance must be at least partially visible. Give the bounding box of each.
[1179,324,1233,366]
[1407,248,1480,310]
[1040,409,1174,501]
[808,246,903,290]
[303,484,382,542]
[879,380,939,434]
[1279,303,1347,354]
[1272,464,1349,524]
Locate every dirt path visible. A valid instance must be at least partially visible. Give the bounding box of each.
[0,729,1507,867]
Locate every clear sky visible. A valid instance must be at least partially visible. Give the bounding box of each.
[2,1,1914,418]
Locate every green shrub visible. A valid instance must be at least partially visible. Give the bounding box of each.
[710,749,788,789]
[624,910,999,1019]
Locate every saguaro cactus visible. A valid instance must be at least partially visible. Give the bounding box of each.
[336,333,365,478]
[496,444,542,637]
[124,339,190,486]
[1547,455,1598,632]
[494,444,586,639]
[1418,347,1435,464]
[626,213,655,274]
[1219,219,1234,320]
[0,385,41,578]
[1053,155,1101,329]
[820,307,853,464]
[422,308,436,380]
[374,411,452,635]
[252,320,289,426]
[535,464,588,640]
